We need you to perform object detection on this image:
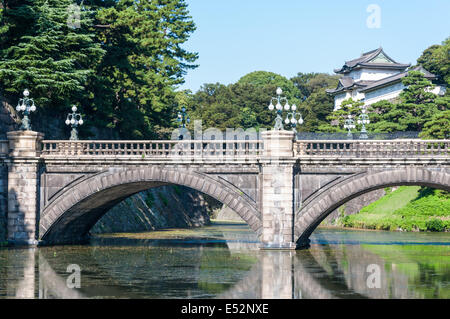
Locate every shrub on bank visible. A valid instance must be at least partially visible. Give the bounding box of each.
[339,187,450,232]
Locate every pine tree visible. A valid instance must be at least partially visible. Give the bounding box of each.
[368,71,444,133]
[319,98,364,132]
[92,0,198,139]
[0,0,105,112]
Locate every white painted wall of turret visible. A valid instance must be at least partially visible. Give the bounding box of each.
[364,82,404,105]
[349,68,400,82]
[334,92,351,110]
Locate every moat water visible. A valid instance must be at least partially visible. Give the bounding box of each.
[0,221,449,299]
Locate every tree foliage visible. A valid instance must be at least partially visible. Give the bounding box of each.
[319,98,364,132]
[0,0,104,111]
[368,71,446,133]
[417,37,450,89]
[0,0,198,139]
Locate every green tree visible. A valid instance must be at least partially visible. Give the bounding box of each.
[319,98,364,132]
[0,0,104,112]
[420,110,450,139]
[291,72,340,100]
[417,37,450,89]
[190,72,302,131]
[91,0,198,139]
[238,71,301,103]
[368,71,443,132]
[291,72,340,132]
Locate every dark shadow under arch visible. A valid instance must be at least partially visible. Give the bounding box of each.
[295,168,450,247]
[40,167,262,245]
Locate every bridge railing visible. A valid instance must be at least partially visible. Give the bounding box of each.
[41,140,264,158]
[294,140,449,157]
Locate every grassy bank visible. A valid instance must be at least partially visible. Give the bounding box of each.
[339,187,450,232]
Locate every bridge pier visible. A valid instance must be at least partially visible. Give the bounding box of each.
[260,131,297,250]
[6,131,43,246]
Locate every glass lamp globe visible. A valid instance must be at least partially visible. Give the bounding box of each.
[23,89,30,97]
[299,118,304,125]
[65,119,70,125]
[276,102,282,110]
[187,117,191,124]
[70,118,76,125]
[284,103,290,111]
[268,103,274,111]
[72,106,77,112]
[276,87,283,96]
[291,118,297,124]
[78,119,84,125]
[291,104,297,111]
[30,103,36,112]
[21,104,26,111]
[284,118,290,124]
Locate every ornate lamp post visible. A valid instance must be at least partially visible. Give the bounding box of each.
[343,114,356,139]
[65,105,84,140]
[284,106,304,134]
[16,89,37,131]
[357,108,370,140]
[268,87,297,130]
[177,106,190,140]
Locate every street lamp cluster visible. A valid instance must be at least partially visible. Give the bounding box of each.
[177,106,190,140]
[65,105,84,140]
[268,87,303,132]
[16,89,36,131]
[357,108,370,140]
[343,108,371,140]
[15,89,85,140]
[14,87,371,141]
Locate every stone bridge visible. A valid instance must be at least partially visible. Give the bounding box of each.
[0,130,449,249]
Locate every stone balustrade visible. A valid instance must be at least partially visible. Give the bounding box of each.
[40,139,450,159]
[294,140,449,158]
[41,140,263,158]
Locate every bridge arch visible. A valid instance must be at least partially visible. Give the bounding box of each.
[295,167,450,247]
[40,167,262,244]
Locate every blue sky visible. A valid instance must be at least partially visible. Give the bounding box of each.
[179,0,450,92]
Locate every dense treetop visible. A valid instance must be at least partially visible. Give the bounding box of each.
[0,2,448,139]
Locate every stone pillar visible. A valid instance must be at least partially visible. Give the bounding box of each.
[7,131,43,246]
[260,130,296,249]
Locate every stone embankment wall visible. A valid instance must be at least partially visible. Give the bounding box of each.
[92,185,220,234]
[324,189,387,224]
[216,189,388,225]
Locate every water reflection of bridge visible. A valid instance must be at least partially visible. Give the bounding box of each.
[0,230,427,299]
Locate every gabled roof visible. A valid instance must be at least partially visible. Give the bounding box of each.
[334,47,410,74]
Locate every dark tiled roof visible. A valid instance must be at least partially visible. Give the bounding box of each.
[326,77,376,94]
[334,47,410,74]
[327,66,438,95]
[360,66,437,92]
